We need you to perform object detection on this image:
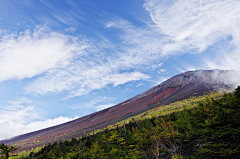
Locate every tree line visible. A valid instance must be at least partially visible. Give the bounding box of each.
[2,86,240,158]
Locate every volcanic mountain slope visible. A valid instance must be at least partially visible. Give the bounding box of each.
[1,69,237,152]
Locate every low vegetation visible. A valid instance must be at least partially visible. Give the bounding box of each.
[4,87,240,158]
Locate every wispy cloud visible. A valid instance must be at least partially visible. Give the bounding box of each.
[22,24,151,98]
[144,0,240,70]
[136,83,143,87]
[26,66,150,98]
[39,0,84,25]
[3,0,240,100]
[0,26,88,82]
[0,104,41,125]
[71,96,115,112]
[64,27,77,32]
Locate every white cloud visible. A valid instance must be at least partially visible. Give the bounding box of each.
[0,116,76,141]
[39,0,84,25]
[1,25,153,98]
[105,22,115,28]
[11,24,152,98]
[136,83,143,87]
[26,70,150,98]
[104,72,149,87]
[0,26,88,82]
[144,0,240,70]
[154,76,170,85]
[157,69,167,74]
[151,63,163,69]
[20,23,150,98]
[95,103,114,111]
[205,49,240,70]
[0,105,40,125]
[0,99,77,140]
[7,97,31,106]
[64,27,77,32]
[122,89,133,92]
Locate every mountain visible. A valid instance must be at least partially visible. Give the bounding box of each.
[0,69,237,152]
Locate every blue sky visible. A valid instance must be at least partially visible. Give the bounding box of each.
[0,0,240,140]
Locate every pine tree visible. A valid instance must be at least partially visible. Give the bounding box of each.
[0,143,21,159]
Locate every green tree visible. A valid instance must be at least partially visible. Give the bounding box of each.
[0,143,20,159]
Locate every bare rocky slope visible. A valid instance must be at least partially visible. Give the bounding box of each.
[1,69,237,152]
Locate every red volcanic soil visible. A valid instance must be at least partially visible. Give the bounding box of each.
[1,69,233,152]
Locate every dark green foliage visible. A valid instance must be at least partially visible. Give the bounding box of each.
[20,87,240,159]
[175,86,240,158]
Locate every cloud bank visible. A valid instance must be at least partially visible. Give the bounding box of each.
[0,99,77,140]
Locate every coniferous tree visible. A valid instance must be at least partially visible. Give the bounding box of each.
[0,143,20,159]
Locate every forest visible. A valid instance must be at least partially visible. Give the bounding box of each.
[2,86,240,159]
